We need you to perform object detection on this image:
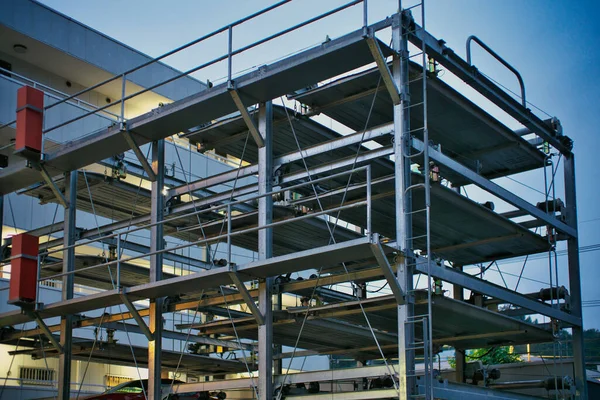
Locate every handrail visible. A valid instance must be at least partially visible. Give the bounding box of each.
[38,165,371,258]
[466,35,526,107]
[37,165,373,283]
[0,66,120,121]
[42,0,367,134]
[44,0,293,112]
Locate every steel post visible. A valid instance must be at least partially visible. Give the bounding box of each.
[564,154,588,399]
[148,139,165,400]
[393,12,414,400]
[0,195,3,257]
[57,170,77,399]
[258,101,274,399]
[453,265,465,383]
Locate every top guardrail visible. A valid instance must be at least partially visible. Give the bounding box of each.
[42,0,370,135]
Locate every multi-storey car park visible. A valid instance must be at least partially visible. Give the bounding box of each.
[0,0,591,399]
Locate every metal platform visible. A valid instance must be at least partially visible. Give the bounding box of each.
[289,63,546,182]
[0,26,393,195]
[187,291,553,358]
[13,341,253,374]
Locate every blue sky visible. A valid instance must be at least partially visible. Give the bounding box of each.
[38,0,600,329]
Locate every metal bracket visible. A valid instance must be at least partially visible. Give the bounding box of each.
[228,269,265,325]
[369,236,405,305]
[34,163,68,208]
[365,36,401,105]
[26,311,63,353]
[120,291,154,341]
[121,124,157,182]
[228,88,265,148]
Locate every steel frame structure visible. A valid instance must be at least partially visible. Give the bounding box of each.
[0,1,587,399]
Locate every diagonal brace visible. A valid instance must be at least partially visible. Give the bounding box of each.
[120,291,154,341]
[121,124,157,181]
[26,311,63,353]
[228,270,265,325]
[35,163,68,208]
[370,239,405,305]
[228,88,265,148]
[366,36,401,105]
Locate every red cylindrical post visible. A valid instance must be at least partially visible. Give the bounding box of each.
[8,233,39,305]
[15,85,44,158]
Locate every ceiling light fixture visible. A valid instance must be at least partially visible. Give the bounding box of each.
[13,44,28,54]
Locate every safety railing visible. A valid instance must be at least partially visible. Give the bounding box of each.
[466,35,526,107]
[40,0,372,136]
[0,67,119,131]
[35,165,373,290]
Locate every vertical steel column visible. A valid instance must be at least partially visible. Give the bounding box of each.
[563,154,588,399]
[258,101,274,399]
[0,195,4,254]
[393,11,415,400]
[148,139,165,400]
[57,170,77,400]
[453,265,465,383]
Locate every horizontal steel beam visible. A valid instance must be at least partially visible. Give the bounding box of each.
[412,138,577,238]
[172,364,396,393]
[414,263,581,326]
[169,122,392,198]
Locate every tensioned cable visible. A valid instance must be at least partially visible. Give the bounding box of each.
[0,324,26,398]
[82,169,148,399]
[207,129,251,264]
[167,290,206,396]
[220,288,260,399]
[75,311,107,399]
[167,133,251,393]
[276,81,400,397]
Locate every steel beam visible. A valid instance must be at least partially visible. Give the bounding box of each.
[57,170,77,400]
[148,139,165,400]
[257,101,273,398]
[28,311,63,353]
[412,137,577,238]
[37,163,68,208]
[229,270,264,325]
[453,265,466,383]
[370,238,405,305]
[564,154,588,399]
[414,263,581,326]
[122,126,157,181]
[366,36,401,105]
[393,12,415,400]
[168,122,392,198]
[229,88,265,148]
[120,292,153,341]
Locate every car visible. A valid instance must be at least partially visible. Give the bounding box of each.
[79,378,226,400]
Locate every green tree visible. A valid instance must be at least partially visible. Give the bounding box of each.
[449,347,521,368]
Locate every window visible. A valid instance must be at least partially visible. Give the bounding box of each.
[19,367,55,386]
[0,60,11,77]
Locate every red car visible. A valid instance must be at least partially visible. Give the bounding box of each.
[80,378,226,400]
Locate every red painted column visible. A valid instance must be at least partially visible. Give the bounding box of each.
[8,233,39,305]
[15,85,44,158]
